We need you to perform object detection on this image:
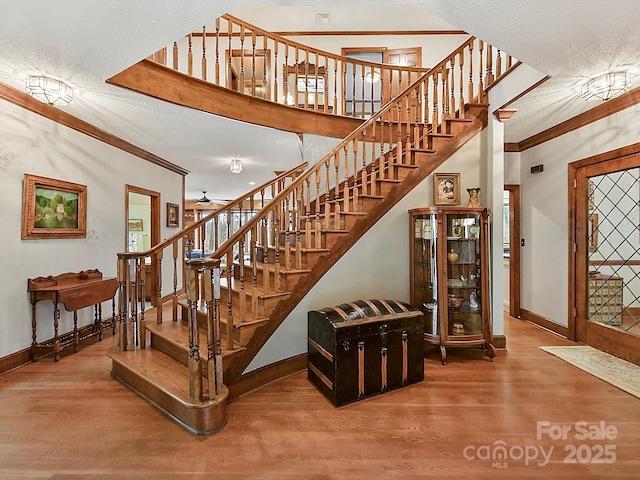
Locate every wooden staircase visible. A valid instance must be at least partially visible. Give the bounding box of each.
[106,25,512,434]
[107,109,486,434]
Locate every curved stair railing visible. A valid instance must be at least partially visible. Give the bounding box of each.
[115,161,307,360]
[148,14,515,119]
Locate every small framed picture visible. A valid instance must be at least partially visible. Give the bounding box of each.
[128,219,143,231]
[433,173,460,206]
[167,202,179,228]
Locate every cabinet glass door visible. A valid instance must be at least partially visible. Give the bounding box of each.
[411,212,439,338]
[445,211,483,338]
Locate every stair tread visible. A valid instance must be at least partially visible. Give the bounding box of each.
[234,263,313,275]
[430,132,454,138]
[302,210,367,216]
[272,228,348,234]
[411,147,436,152]
[108,346,205,404]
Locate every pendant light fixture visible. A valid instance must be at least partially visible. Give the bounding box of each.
[230,158,243,174]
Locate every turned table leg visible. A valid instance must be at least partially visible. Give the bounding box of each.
[73,311,79,353]
[30,295,38,361]
[53,301,61,362]
[96,303,103,341]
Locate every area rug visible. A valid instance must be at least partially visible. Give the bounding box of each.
[540,345,640,399]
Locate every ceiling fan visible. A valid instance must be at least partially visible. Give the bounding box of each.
[196,191,212,206]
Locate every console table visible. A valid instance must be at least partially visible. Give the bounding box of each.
[27,269,118,361]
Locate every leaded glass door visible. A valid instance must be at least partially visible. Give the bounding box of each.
[573,155,640,365]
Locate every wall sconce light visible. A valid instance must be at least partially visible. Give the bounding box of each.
[230,158,243,174]
[581,71,631,102]
[26,75,74,106]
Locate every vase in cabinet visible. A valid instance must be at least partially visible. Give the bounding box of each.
[409,207,495,364]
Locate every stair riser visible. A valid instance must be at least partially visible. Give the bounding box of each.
[247,248,323,269]
[219,285,288,317]
[298,214,362,231]
[234,265,306,291]
[376,180,401,196]
[175,305,258,348]
[428,135,452,150]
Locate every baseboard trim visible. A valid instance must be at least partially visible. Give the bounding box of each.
[227,353,308,403]
[0,321,116,375]
[521,309,569,338]
[0,348,32,375]
[493,335,507,349]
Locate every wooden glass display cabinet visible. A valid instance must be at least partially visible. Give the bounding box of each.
[409,207,495,364]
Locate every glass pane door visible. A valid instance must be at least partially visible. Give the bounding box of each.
[445,211,483,337]
[587,169,640,335]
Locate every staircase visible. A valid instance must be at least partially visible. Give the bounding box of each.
[107,26,511,435]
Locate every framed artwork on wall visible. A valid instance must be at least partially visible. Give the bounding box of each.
[128,219,144,231]
[433,172,460,206]
[167,203,179,228]
[21,174,87,240]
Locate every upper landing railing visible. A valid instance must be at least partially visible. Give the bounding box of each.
[149,14,516,119]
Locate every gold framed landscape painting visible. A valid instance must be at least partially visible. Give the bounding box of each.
[433,172,460,206]
[22,174,87,239]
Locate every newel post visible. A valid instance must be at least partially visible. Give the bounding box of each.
[185,257,222,402]
[186,259,202,401]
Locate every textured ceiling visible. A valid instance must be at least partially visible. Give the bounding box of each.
[1,0,639,201]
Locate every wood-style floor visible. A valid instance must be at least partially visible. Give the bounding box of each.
[1,314,639,479]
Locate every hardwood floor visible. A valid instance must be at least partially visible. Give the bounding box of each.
[1,314,639,479]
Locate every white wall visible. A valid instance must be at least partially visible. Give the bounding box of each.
[519,104,640,327]
[247,132,490,371]
[0,99,184,358]
[504,152,521,185]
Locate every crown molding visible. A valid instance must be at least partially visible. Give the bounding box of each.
[0,81,189,176]
[516,86,640,152]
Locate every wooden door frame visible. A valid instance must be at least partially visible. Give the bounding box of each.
[504,184,521,318]
[125,185,161,306]
[568,142,640,364]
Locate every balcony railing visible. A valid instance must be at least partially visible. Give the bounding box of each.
[149,14,515,119]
